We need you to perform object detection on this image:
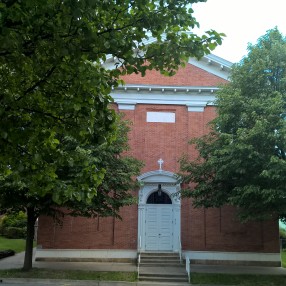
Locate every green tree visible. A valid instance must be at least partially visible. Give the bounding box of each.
[0,116,142,269]
[180,28,286,222]
[0,0,224,270]
[64,116,144,218]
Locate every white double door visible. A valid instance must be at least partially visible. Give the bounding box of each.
[145,205,173,251]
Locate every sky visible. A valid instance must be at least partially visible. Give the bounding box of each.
[192,0,286,63]
[193,0,286,229]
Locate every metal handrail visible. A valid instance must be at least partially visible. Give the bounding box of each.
[137,235,142,280]
[178,235,182,264]
[186,256,191,283]
[139,235,142,253]
[137,253,141,279]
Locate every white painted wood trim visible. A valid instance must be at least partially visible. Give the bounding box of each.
[137,170,181,252]
[188,55,232,80]
[111,87,216,112]
[104,52,233,79]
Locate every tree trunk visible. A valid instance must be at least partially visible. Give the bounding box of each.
[22,207,37,271]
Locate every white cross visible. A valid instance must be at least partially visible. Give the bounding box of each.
[158,158,164,171]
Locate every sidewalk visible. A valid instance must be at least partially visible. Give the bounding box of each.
[0,250,137,272]
[0,250,286,285]
[1,250,286,275]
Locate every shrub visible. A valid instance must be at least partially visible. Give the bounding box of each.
[2,212,27,229]
[1,212,27,239]
[0,215,5,235]
[3,227,27,239]
[0,249,15,259]
[280,227,286,239]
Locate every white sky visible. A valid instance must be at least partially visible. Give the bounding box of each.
[192,0,286,63]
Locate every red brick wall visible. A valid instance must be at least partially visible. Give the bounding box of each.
[38,203,138,249]
[182,203,279,252]
[120,63,228,86]
[37,64,279,253]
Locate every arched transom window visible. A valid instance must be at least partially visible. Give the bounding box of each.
[147,190,172,204]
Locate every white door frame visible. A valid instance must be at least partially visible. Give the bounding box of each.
[137,170,181,252]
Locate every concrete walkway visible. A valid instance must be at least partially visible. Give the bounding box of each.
[0,250,137,272]
[1,250,286,275]
[0,250,286,285]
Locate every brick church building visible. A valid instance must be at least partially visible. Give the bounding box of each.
[36,54,281,266]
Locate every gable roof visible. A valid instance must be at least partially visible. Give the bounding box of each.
[104,53,233,85]
[108,54,233,112]
[120,61,228,87]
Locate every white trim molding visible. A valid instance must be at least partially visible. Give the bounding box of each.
[111,85,217,112]
[189,54,232,80]
[137,170,180,184]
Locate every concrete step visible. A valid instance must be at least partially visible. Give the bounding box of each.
[138,282,190,286]
[140,252,179,258]
[141,256,180,261]
[139,266,187,275]
[140,262,183,267]
[140,252,178,255]
[140,273,187,278]
[138,252,188,283]
[140,253,182,266]
[140,256,182,267]
[139,276,189,283]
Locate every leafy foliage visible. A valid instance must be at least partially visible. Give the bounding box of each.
[180,28,286,222]
[1,212,27,229]
[280,227,286,239]
[64,116,144,219]
[0,0,223,270]
[0,212,27,239]
[0,213,26,239]
[0,0,224,212]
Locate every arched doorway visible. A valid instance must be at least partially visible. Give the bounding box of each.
[137,171,181,252]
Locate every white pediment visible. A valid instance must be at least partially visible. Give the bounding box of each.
[104,53,232,81]
[189,54,232,80]
[137,170,180,184]
[103,32,233,79]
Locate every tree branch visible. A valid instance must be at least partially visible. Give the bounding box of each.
[15,65,58,102]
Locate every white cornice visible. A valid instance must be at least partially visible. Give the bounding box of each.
[189,54,232,80]
[111,84,217,112]
[113,84,218,93]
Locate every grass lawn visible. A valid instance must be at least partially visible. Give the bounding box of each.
[0,236,27,253]
[190,251,286,285]
[0,269,137,282]
[190,273,286,285]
